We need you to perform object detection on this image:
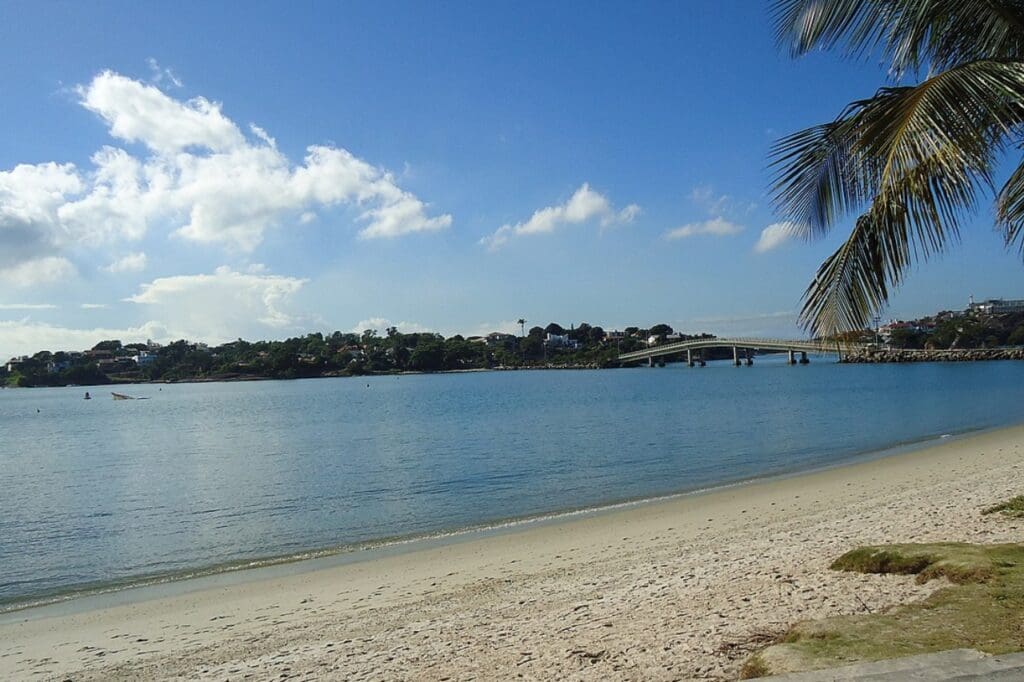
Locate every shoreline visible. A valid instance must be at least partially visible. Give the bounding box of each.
[0,421,993,619]
[7,352,1024,389]
[3,423,1023,680]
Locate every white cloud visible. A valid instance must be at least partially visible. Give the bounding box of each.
[357,192,452,239]
[127,266,308,339]
[350,317,431,335]
[79,70,244,154]
[0,257,77,288]
[146,58,183,88]
[755,221,799,253]
[690,184,730,215]
[664,217,743,241]
[480,183,638,251]
[103,252,148,273]
[0,303,57,310]
[615,204,642,225]
[0,320,169,358]
[0,162,82,279]
[0,70,452,280]
[470,320,522,337]
[80,303,108,309]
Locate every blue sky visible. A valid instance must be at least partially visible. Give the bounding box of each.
[1,1,1022,356]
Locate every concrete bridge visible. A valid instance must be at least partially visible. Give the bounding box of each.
[617,337,868,367]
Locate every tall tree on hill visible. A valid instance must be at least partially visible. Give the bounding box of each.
[771,0,1024,337]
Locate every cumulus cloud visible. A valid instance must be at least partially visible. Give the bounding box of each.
[755,221,799,253]
[0,266,314,357]
[470,320,522,337]
[350,317,431,335]
[480,183,639,251]
[127,266,308,338]
[0,320,169,358]
[79,71,245,154]
[0,257,77,288]
[664,217,743,241]
[0,70,452,282]
[0,163,82,280]
[103,252,147,273]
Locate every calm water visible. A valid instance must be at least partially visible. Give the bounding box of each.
[2,359,1023,610]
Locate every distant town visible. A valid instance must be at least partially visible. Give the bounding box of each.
[3,297,1024,387]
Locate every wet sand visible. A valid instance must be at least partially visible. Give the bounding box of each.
[3,425,1023,681]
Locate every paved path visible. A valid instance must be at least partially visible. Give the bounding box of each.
[765,649,1024,680]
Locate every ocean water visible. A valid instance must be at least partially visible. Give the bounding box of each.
[2,358,1023,610]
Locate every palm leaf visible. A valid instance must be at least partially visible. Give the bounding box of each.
[996,158,1024,253]
[800,155,981,335]
[773,0,1024,75]
[773,1,1024,335]
[773,59,1024,242]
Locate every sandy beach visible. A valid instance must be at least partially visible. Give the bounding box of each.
[2,425,1023,681]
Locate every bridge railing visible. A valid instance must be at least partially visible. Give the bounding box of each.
[617,336,867,361]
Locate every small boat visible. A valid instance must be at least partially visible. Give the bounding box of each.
[111,392,150,400]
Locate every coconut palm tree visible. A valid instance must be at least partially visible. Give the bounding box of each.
[517,318,526,337]
[770,0,1024,337]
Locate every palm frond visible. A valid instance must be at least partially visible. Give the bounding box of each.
[800,156,981,336]
[769,110,874,239]
[996,158,1024,253]
[772,59,1024,242]
[800,215,891,335]
[773,0,1024,75]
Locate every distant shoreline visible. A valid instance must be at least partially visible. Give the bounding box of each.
[0,363,605,388]
[7,352,1024,388]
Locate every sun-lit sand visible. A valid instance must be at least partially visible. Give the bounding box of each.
[3,425,1023,681]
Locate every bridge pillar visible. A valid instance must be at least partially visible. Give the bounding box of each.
[698,351,705,367]
[800,351,809,365]
[687,349,693,367]
[745,349,753,366]
[788,349,796,365]
[733,346,741,366]
[648,356,654,368]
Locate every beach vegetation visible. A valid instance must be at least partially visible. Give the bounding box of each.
[741,543,1024,677]
[983,495,1024,518]
[771,1,1024,337]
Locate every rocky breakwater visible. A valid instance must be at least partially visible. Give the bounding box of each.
[843,347,1024,363]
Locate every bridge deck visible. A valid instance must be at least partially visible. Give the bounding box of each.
[617,337,866,362]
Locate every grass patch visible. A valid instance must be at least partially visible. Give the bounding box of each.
[738,655,770,679]
[742,543,1024,677]
[830,543,1000,584]
[983,496,1024,518]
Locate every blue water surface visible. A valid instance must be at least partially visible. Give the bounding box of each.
[1,358,1022,608]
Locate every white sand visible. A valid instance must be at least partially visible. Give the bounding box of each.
[3,425,1023,681]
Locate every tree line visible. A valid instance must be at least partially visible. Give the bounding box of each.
[1,323,691,387]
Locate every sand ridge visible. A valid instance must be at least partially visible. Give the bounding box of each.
[2,425,1023,681]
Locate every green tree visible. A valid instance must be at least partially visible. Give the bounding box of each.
[1009,323,1024,346]
[410,336,445,371]
[888,326,924,349]
[92,339,122,352]
[771,1,1024,336]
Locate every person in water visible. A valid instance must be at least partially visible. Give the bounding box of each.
[84,391,91,400]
